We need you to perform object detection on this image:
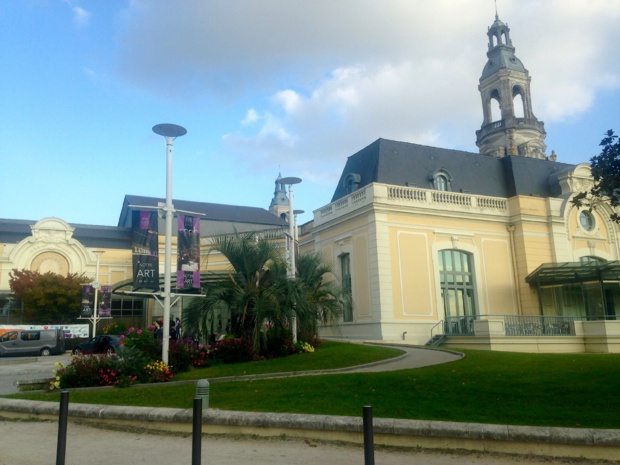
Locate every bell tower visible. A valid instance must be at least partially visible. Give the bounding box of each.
[475,15,546,159]
[269,172,290,221]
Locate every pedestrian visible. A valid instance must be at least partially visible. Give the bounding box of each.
[169,320,176,341]
[175,317,181,340]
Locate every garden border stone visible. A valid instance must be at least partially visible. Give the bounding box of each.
[0,397,618,461]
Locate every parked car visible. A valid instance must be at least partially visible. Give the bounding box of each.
[0,329,65,357]
[72,335,121,355]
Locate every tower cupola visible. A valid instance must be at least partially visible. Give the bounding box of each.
[476,15,547,159]
[269,172,290,221]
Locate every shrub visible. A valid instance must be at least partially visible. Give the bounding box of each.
[263,328,291,358]
[168,340,197,373]
[54,344,151,389]
[191,345,211,368]
[111,345,151,383]
[121,326,161,361]
[209,338,253,364]
[294,341,315,353]
[55,355,113,389]
[101,321,127,335]
[144,360,174,383]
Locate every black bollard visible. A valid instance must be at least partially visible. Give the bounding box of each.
[363,405,375,465]
[56,390,69,465]
[192,397,202,465]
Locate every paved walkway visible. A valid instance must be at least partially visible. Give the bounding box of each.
[342,343,462,372]
[2,419,614,465]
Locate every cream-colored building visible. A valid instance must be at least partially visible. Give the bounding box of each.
[0,195,288,332]
[300,15,620,352]
[2,15,619,352]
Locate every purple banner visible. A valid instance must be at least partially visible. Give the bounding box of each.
[98,285,112,317]
[80,285,94,318]
[132,210,160,290]
[177,214,200,289]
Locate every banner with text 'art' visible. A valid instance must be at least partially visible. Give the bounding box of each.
[80,285,94,318]
[132,210,159,290]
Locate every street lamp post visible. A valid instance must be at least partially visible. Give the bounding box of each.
[152,123,187,365]
[91,251,104,338]
[279,176,302,343]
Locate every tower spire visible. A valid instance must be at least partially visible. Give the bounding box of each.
[269,172,290,220]
[475,14,547,159]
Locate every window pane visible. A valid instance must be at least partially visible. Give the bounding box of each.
[436,175,447,191]
[439,250,476,319]
[444,251,453,272]
[454,252,462,272]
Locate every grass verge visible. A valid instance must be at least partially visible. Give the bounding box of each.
[8,343,620,429]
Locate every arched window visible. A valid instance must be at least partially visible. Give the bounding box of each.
[490,89,501,122]
[512,88,525,118]
[431,169,452,191]
[343,173,361,195]
[436,175,448,191]
[439,250,476,319]
[498,31,504,45]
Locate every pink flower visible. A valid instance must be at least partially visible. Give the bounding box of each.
[137,329,142,335]
[120,334,125,340]
[128,327,135,333]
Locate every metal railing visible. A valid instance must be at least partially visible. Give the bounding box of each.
[444,316,476,336]
[501,315,578,336]
[442,314,581,337]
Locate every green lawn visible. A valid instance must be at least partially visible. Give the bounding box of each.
[9,342,620,429]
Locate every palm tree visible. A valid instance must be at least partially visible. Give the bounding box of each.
[184,232,287,355]
[184,233,346,355]
[293,252,346,340]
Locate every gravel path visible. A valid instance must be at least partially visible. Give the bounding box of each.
[0,419,614,465]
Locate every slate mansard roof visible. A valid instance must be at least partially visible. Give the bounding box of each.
[331,138,576,203]
[0,196,288,249]
[118,195,289,231]
[0,218,132,249]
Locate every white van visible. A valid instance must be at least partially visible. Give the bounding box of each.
[0,329,65,356]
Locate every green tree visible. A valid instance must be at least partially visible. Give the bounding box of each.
[572,130,620,222]
[293,252,345,339]
[184,233,346,355]
[185,232,287,355]
[8,269,91,324]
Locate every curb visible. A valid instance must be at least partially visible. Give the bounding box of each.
[0,397,619,461]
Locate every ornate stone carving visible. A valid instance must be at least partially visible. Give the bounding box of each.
[31,252,70,275]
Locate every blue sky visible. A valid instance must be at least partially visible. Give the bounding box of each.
[1,0,619,227]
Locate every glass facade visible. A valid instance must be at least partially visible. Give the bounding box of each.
[439,250,476,318]
[110,297,145,329]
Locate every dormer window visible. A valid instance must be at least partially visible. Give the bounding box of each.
[436,175,448,191]
[431,169,452,191]
[343,173,361,195]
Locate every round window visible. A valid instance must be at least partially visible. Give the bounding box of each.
[579,211,595,231]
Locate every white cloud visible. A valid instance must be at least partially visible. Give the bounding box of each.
[114,0,620,182]
[72,6,91,27]
[63,1,91,27]
[241,109,259,126]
